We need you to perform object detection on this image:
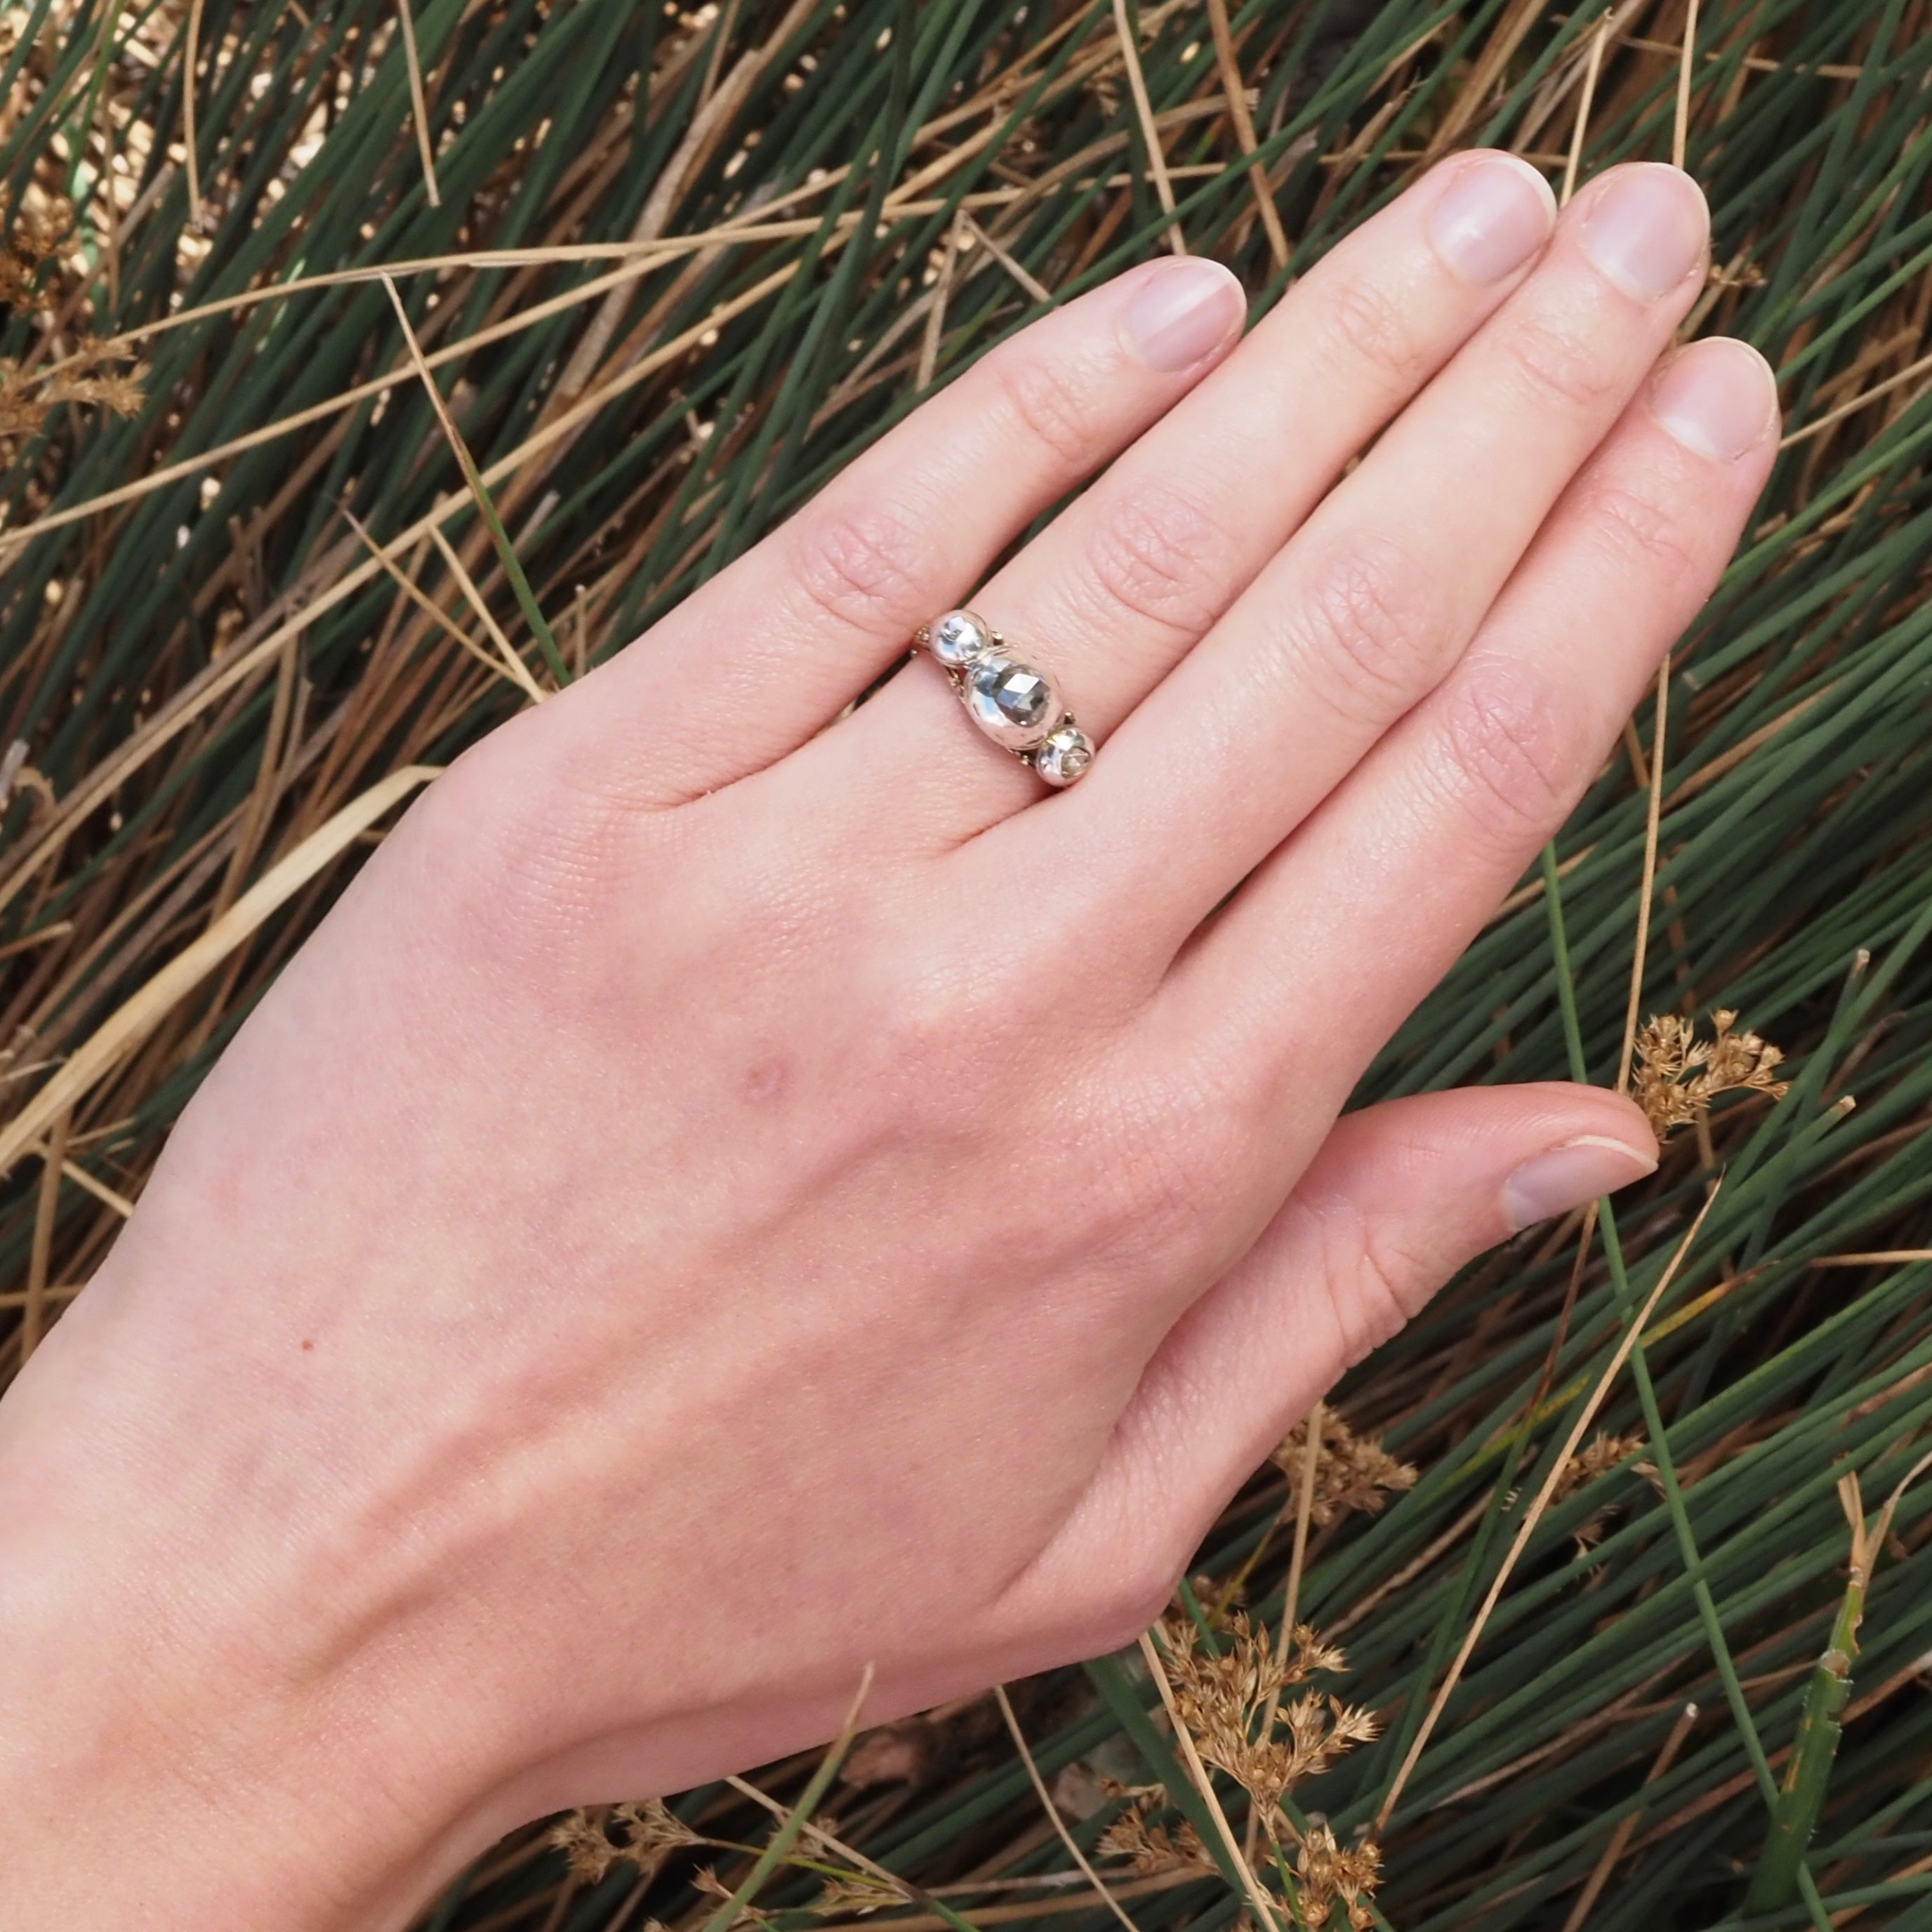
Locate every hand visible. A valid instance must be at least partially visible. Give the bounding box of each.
[0,154,1775,1930]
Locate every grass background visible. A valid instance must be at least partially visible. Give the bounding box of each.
[7,0,1932,1926]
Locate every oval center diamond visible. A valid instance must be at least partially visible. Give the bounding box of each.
[963,656,1061,750]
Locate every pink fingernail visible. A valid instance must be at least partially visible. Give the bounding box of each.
[1501,1136,1658,1232]
[1580,164,1709,300]
[1120,259,1246,372]
[1650,338,1780,460]
[1427,153,1556,284]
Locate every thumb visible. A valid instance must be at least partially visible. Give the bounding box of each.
[1070,1084,1657,1592]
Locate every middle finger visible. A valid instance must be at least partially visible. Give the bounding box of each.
[1039,161,1710,948]
[805,149,1559,833]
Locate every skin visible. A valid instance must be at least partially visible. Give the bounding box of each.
[0,154,1778,1929]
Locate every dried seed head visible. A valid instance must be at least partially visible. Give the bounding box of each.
[0,194,74,309]
[548,1810,628,1882]
[1156,1613,1379,1816]
[614,1797,703,1872]
[547,1798,701,1886]
[1635,1010,1789,1139]
[1553,1431,1646,1503]
[1292,1821,1383,1931]
[1096,1804,1215,1876]
[817,1872,907,1914]
[1270,1414,1418,1527]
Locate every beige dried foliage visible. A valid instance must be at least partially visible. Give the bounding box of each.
[1094,1784,1215,1877]
[1270,1414,1417,1528]
[1554,1430,1647,1554]
[0,193,72,309]
[1634,1010,1789,1139]
[815,1871,907,1915]
[546,1797,701,1884]
[0,347,146,447]
[1553,1431,1646,1503]
[1290,1821,1382,1932]
[1158,1611,1379,1819]
[549,1810,628,1883]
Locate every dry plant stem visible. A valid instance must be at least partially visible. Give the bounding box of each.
[1780,345,1932,448]
[0,1283,80,1311]
[696,0,741,115]
[13,146,1248,550]
[993,1686,1144,1932]
[1606,6,1699,1101]
[722,1775,910,1898]
[379,275,563,682]
[1281,1403,1323,1654]
[0,258,804,930]
[182,0,204,223]
[1674,0,1700,172]
[1561,12,1613,207]
[397,0,442,209]
[1372,1181,1723,1833]
[57,1158,131,1219]
[21,1106,67,1359]
[1137,1632,1284,1932]
[916,213,965,391]
[1245,1401,1323,1866]
[1329,1493,1492,1639]
[0,768,438,1175]
[426,527,548,705]
[1558,1701,1698,1932]
[1428,0,1551,157]
[1203,0,1288,270]
[340,505,532,700]
[720,1771,984,1932]
[1111,0,1185,255]
[696,1666,875,1932]
[1616,660,1670,1097]
[960,213,1053,305]
[814,1874,1203,1932]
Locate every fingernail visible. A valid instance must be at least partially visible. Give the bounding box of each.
[1121,259,1246,372]
[1650,338,1780,460]
[1502,1136,1658,1232]
[1427,153,1556,284]
[1580,164,1709,300]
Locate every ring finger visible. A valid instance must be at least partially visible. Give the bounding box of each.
[1033,161,1712,953]
[798,148,1561,833]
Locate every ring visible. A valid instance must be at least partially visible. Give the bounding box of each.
[914,609,1095,788]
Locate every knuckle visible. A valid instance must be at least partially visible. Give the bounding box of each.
[785,498,943,636]
[1289,1189,1419,1369]
[402,739,632,953]
[1434,654,1580,843]
[865,946,1026,1136]
[1087,1076,1243,1265]
[986,343,1106,467]
[1080,482,1236,637]
[1575,476,1702,578]
[1286,535,1436,722]
[1499,307,1620,412]
[1316,269,1425,388]
[1343,1213,1434,1361]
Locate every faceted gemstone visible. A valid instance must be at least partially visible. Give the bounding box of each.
[962,656,1061,750]
[1033,722,1094,788]
[927,607,993,670]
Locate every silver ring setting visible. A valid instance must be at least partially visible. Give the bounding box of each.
[915,609,1094,788]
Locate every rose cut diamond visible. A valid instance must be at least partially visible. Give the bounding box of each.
[928,608,993,670]
[1033,722,1093,787]
[962,656,1061,750]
